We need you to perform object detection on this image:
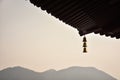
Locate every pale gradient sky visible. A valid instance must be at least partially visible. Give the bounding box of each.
[0,0,120,79]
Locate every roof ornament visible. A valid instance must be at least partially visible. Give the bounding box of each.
[83,36,87,53]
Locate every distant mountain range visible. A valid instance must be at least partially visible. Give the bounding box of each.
[0,66,117,80]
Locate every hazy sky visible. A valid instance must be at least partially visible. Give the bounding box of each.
[0,0,120,79]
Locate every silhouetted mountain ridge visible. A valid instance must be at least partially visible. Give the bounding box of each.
[0,66,117,80]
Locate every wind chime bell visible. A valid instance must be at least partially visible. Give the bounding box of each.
[83,36,87,53]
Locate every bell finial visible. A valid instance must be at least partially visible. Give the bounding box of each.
[83,36,87,42]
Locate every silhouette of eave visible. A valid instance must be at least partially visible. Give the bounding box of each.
[30,0,120,39]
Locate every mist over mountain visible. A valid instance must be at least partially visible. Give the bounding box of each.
[0,66,117,80]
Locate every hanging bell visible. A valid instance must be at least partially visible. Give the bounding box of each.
[83,47,87,53]
[82,35,87,53]
[83,42,87,47]
[83,36,87,42]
